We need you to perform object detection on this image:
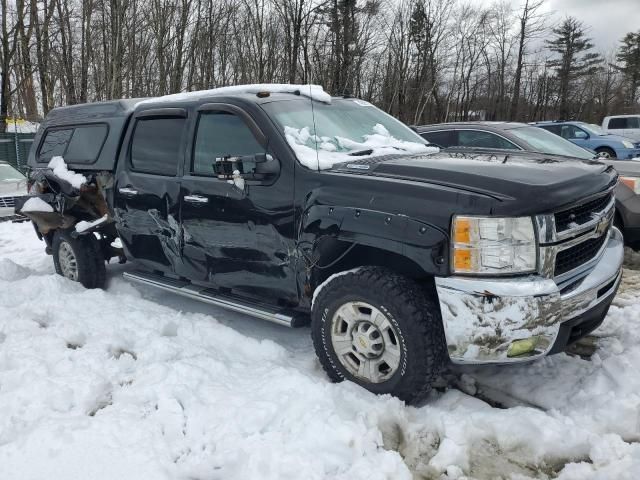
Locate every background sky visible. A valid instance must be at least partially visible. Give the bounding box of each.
[545,0,640,51]
[472,0,640,53]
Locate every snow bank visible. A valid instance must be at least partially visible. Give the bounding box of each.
[48,156,87,189]
[285,123,438,170]
[139,84,331,106]
[2,219,640,479]
[0,258,36,281]
[20,197,54,213]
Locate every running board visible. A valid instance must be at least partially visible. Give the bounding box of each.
[123,270,306,327]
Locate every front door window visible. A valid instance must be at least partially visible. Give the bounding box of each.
[192,112,265,176]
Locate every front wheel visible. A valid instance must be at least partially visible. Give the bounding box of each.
[52,229,106,289]
[311,267,447,404]
[596,147,617,159]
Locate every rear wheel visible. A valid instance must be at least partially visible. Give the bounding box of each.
[311,267,447,404]
[596,147,617,159]
[52,229,106,289]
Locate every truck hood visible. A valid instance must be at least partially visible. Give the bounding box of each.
[330,151,617,214]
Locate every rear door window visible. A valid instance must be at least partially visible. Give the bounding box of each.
[539,125,561,135]
[420,130,457,148]
[130,117,186,176]
[192,111,264,175]
[608,118,627,129]
[458,130,519,149]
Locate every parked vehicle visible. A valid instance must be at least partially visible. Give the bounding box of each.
[602,115,640,142]
[416,122,640,250]
[0,161,27,221]
[599,159,640,249]
[533,120,640,159]
[416,121,598,159]
[16,85,623,403]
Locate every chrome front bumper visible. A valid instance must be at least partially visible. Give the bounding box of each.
[435,227,624,364]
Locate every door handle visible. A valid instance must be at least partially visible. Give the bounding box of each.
[118,187,139,196]
[184,195,209,204]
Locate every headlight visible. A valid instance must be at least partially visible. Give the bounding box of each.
[451,216,537,275]
[621,176,640,194]
[623,141,634,148]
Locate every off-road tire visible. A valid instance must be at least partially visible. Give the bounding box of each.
[52,229,106,289]
[311,267,448,404]
[595,147,617,159]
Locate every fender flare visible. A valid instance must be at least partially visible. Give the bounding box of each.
[298,204,450,277]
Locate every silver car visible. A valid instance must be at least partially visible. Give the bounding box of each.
[0,162,27,220]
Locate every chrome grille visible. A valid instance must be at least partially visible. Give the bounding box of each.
[536,188,615,280]
[554,233,608,276]
[554,192,613,233]
[0,196,15,208]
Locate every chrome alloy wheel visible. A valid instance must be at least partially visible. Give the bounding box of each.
[330,301,402,383]
[58,241,79,281]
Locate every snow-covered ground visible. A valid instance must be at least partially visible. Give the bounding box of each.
[1,220,639,479]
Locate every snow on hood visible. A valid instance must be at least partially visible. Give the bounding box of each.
[47,156,88,189]
[284,123,439,170]
[138,84,331,106]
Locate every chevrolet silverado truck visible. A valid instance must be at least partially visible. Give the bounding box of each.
[17,84,624,404]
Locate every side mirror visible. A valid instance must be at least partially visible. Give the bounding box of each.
[214,153,280,182]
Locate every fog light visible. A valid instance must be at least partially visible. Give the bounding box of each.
[507,337,540,357]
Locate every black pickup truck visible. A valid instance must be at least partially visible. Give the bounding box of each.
[18,85,624,403]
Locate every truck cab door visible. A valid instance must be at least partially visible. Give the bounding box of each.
[113,109,188,274]
[177,103,297,305]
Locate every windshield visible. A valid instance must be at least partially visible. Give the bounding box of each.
[582,123,607,136]
[508,126,595,160]
[262,98,437,170]
[0,164,25,182]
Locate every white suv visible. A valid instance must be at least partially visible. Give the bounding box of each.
[602,115,640,142]
[0,162,27,220]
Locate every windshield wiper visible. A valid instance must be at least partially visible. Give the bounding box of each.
[348,149,374,156]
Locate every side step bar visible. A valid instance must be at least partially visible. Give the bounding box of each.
[123,270,307,327]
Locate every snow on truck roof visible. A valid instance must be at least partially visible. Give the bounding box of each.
[44,85,330,120]
[137,84,332,106]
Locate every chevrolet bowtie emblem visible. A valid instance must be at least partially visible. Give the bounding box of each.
[595,216,610,235]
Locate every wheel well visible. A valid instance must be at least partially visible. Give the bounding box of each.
[595,146,616,154]
[309,240,433,294]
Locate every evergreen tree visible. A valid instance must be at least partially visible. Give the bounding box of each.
[546,17,601,118]
[616,31,640,106]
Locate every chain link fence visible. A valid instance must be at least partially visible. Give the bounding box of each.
[0,132,35,173]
